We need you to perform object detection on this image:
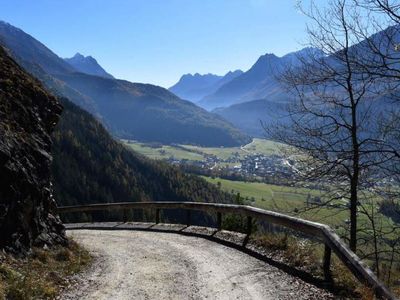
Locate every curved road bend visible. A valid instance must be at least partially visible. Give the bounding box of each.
[61,229,335,300]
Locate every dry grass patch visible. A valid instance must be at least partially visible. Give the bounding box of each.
[0,281,5,300]
[251,233,368,298]
[0,239,91,300]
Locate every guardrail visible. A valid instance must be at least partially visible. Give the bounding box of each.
[58,201,396,300]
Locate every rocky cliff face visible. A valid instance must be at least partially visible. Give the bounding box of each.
[0,46,66,253]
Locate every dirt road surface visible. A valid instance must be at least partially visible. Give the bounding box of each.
[61,229,334,300]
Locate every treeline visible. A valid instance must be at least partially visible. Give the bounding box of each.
[51,98,235,207]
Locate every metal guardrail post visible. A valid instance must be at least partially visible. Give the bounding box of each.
[123,209,128,223]
[246,216,252,236]
[242,216,253,247]
[155,208,160,224]
[217,212,222,230]
[186,210,191,227]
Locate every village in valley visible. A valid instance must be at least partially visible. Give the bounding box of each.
[124,138,297,181]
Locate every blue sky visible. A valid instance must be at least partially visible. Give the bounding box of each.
[1,0,310,87]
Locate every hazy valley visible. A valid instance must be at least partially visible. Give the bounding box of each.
[1,1,400,298]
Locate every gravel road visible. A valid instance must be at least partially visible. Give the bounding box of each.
[61,229,335,300]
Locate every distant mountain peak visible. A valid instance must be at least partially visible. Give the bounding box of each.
[72,52,96,61]
[181,72,219,78]
[73,52,84,58]
[263,52,278,58]
[64,52,114,79]
[254,53,280,64]
[224,69,243,77]
[258,53,279,61]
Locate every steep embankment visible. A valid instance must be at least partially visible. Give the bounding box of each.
[0,46,66,252]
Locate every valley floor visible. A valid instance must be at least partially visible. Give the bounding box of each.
[61,229,334,300]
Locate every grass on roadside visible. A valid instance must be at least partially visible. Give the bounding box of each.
[250,232,387,299]
[0,239,91,300]
[0,280,5,300]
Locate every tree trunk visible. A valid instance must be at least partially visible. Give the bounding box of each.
[350,104,359,253]
[349,184,358,252]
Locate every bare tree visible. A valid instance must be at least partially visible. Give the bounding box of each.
[270,0,394,252]
[357,0,400,22]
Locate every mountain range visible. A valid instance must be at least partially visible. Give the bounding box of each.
[198,48,323,110]
[169,70,243,103]
[177,35,396,137]
[167,47,323,136]
[0,21,249,147]
[167,49,315,137]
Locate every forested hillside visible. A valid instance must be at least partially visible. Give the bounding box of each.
[52,98,235,207]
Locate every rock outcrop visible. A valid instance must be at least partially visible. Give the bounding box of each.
[0,46,66,253]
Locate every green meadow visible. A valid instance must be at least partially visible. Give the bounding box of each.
[123,138,284,162]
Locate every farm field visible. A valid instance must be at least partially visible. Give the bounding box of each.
[201,176,335,221]
[123,141,205,161]
[123,138,284,162]
[202,176,395,231]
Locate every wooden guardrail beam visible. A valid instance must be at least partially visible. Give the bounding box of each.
[57,201,396,300]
